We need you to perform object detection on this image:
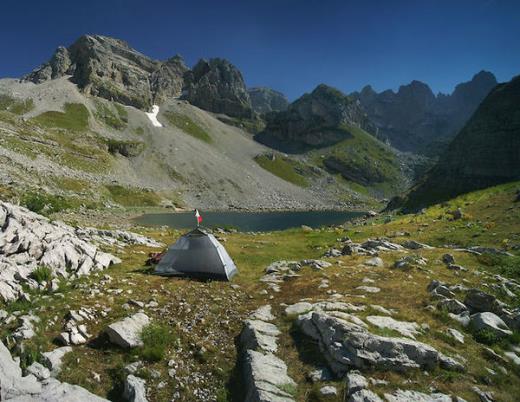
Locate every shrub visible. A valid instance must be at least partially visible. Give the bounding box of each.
[22,192,72,215]
[31,266,53,284]
[473,328,500,345]
[139,323,176,362]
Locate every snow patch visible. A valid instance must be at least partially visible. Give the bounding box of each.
[146,105,162,127]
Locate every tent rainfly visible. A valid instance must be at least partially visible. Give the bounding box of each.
[154,228,238,280]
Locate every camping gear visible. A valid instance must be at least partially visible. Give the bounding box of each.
[154,227,237,280]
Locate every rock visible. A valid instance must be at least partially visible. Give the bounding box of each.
[442,254,455,265]
[437,298,468,314]
[448,312,471,327]
[243,350,296,402]
[385,389,452,401]
[42,346,73,376]
[240,319,281,353]
[439,354,466,372]
[39,378,109,401]
[301,259,332,270]
[285,302,313,316]
[24,35,187,110]
[297,311,460,376]
[123,374,148,402]
[464,289,507,315]
[26,362,50,380]
[402,240,433,250]
[472,386,495,402]
[0,341,41,399]
[356,286,381,293]
[394,255,427,269]
[366,316,421,339]
[319,385,337,396]
[106,313,150,348]
[182,58,253,118]
[364,257,384,267]
[307,367,333,383]
[447,328,465,344]
[348,389,383,402]
[504,351,520,365]
[250,305,275,322]
[471,312,512,338]
[345,371,368,394]
[369,305,393,316]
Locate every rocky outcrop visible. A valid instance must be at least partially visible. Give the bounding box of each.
[248,87,289,114]
[296,310,464,376]
[0,341,107,401]
[0,201,122,302]
[123,375,148,402]
[105,313,150,348]
[256,84,375,152]
[23,35,188,110]
[351,71,497,154]
[182,58,253,118]
[240,306,296,402]
[398,75,520,211]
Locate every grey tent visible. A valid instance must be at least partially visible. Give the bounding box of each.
[154,228,237,280]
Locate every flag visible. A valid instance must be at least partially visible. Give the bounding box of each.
[195,209,202,225]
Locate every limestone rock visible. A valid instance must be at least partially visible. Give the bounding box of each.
[240,319,280,353]
[123,375,148,402]
[384,389,453,401]
[106,313,150,348]
[182,58,252,118]
[366,316,422,339]
[42,347,73,376]
[470,312,512,339]
[248,87,289,114]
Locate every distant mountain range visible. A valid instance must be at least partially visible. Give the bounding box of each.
[395,74,520,210]
[8,34,517,209]
[350,71,498,154]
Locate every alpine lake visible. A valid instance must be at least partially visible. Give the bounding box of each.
[134,210,365,232]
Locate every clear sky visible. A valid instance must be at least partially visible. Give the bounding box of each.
[1,0,518,100]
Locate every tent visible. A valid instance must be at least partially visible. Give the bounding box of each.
[154,227,238,280]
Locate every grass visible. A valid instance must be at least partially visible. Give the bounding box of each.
[0,94,34,115]
[22,192,73,214]
[32,103,90,131]
[94,100,128,130]
[164,111,212,143]
[139,323,177,362]
[254,154,309,187]
[105,185,162,207]
[31,266,53,284]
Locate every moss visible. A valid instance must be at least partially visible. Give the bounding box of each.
[164,111,212,143]
[32,103,90,131]
[254,154,309,187]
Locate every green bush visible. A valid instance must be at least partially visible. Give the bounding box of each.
[139,323,176,362]
[254,154,309,187]
[22,192,72,214]
[473,328,500,345]
[31,266,53,284]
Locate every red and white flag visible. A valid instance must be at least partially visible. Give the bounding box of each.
[195,209,202,225]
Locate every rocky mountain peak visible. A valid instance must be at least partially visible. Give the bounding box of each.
[248,87,289,114]
[23,34,187,110]
[182,58,253,118]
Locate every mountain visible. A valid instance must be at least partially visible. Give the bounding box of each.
[24,35,188,110]
[248,87,289,114]
[254,84,421,196]
[395,75,520,211]
[181,58,253,118]
[351,71,498,153]
[255,84,375,152]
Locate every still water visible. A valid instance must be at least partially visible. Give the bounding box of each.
[134,210,364,232]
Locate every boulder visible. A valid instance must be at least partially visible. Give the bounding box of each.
[285,302,313,316]
[26,362,50,381]
[240,319,281,353]
[437,298,468,314]
[123,375,148,402]
[0,341,41,399]
[366,316,422,339]
[464,289,507,315]
[243,350,296,402]
[42,347,73,376]
[364,257,384,267]
[106,313,150,348]
[446,328,465,344]
[402,240,434,250]
[250,305,275,322]
[348,390,383,402]
[470,312,512,338]
[319,385,337,396]
[384,389,452,401]
[296,311,461,376]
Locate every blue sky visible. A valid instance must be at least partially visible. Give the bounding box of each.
[0,0,518,100]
